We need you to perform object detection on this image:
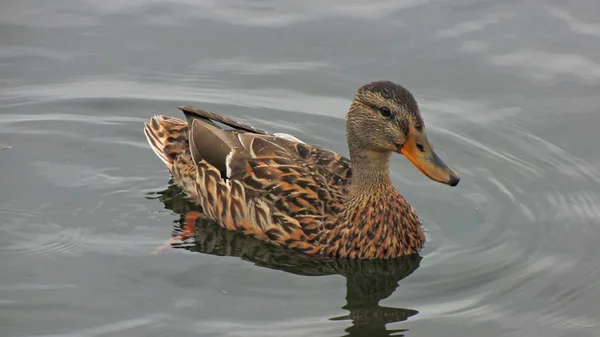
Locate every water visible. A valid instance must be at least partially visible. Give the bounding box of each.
[1,1,600,336]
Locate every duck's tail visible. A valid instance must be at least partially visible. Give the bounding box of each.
[143,115,190,172]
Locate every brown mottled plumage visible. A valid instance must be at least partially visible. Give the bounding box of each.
[144,80,460,259]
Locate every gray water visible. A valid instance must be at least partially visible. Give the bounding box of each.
[1,1,600,336]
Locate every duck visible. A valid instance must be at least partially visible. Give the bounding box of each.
[144,80,460,259]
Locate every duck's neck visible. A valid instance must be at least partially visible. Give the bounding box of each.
[312,143,424,259]
[315,145,424,258]
[347,145,394,195]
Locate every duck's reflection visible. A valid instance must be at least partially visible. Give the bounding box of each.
[150,181,421,337]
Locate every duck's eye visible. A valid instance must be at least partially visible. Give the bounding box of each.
[379,106,391,117]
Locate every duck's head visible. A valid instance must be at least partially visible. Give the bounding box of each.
[347,80,460,187]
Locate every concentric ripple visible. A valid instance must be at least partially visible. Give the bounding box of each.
[0,204,91,259]
[402,113,600,335]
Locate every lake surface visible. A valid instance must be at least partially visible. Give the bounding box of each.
[2,1,600,336]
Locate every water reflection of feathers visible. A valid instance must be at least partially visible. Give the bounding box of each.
[149,181,422,337]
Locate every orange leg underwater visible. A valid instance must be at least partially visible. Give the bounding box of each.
[153,211,200,255]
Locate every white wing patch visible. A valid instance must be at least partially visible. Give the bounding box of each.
[274,133,305,144]
[225,150,234,180]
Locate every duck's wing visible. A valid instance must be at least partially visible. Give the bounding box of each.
[179,105,352,181]
[184,109,349,215]
[144,106,350,253]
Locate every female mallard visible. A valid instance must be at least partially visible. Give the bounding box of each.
[144,80,459,259]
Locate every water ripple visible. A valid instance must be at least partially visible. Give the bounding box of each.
[79,0,434,27]
[32,161,146,190]
[0,204,91,259]
[545,6,600,37]
[191,58,334,75]
[490,51,600,83]
[407,109,600,334]
[545,190,600,224]
[24,313,172,337]
[0,79,350,117]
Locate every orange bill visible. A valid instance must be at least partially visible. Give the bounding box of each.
[399,132,460,186]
